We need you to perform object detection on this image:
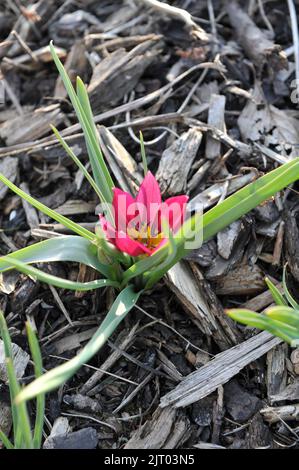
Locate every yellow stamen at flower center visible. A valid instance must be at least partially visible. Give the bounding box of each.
[127,224,164,250]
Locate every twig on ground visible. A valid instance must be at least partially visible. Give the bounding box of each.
[136,0,209,41]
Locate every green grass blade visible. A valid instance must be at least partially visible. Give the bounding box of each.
[5,358,33,448]
[76,77,96,132]
[50,42,113,203]
[226,308,299,344]
[16,286,141,403]
[2,256,120,291]
[0,311,13,358]
[202,158,299,242]
[282,266,299,309]
[76,76,114,198]
[0,313,33,448]
[0,311,19,445]
[121,248,167,287]
[0,429,14,449]
[51,125,114,224]
[0,174,95,242]
[51,125,103,201]
[0,236,111,277]
[139,131,148,176]
[264,277,287,306]
[265,306,299,329]
[26,322,44,449]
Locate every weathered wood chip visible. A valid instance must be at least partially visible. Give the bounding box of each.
[156,128,202,196]
[240,282,283,312]
[189,170,257,211]
[193,442,225,449]
[43,427,98,449]
[238,83,299,159]
[54,327,97,355]
[260,404,299,424]
[291,349,299,375]
[63,393,102,413]
[266,344,288,403]
[160,331,281,408]
[224,380,262,423]
[0,401,12,438]
[0,271,20,295]
[0,104,64,146]
[205,94,226,160]
[0,156,18,200]
[0,339,30,382]
[166,262,240,349]
[45,417,70,442]
[98,126,141,194]
[217,220,242,260]
[20,182,40,229]
[284,206,299,283]
[206,218,251,280]
[227,1,287,70]
[269,379,299,404]
[215,264,265,296]
[54,200,96,216]
[54,41,87,98]
[124,406,190,449]
[87,39,163,112]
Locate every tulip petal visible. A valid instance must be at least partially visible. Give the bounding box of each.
[112,188,135,232]
[115,232,152,256]
[163,195,189,232]
[136,171,161,226]
[99,214,116,241]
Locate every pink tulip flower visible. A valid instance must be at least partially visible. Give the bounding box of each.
[99,171,189,257]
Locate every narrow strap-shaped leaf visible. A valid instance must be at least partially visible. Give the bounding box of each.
[2,256,120,291]
[0,429,14,449]
[51,125,103,201]
[6,358,33,448]
[0,312,33,448]
[265,306,299,329]
[264,277,287,306]
[51,125,115,225]
[76,77,114,201]
[282,266,299,309]
[0,173,95,241]
[0,236,110,277]
[16,286,141,403]
[121,247,167,286]
[143,158,299,289]
[26,323,44,449]
[0,311,19,446]
[139,131,148,176]
[202,158,299,242]
[226,308,299,344]
[50,42,113,203]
